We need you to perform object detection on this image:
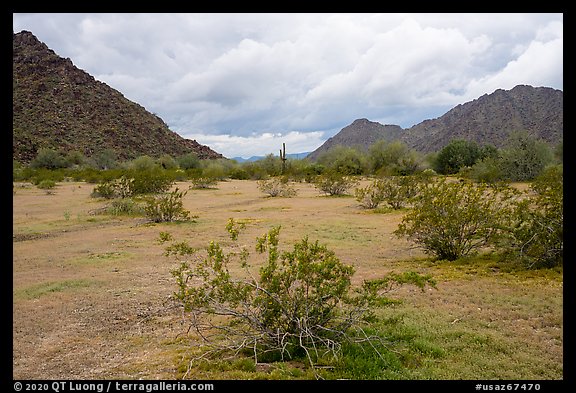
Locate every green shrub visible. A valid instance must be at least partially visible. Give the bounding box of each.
[317,146,368,175]
[105,198,144,216]
[169,219,435,374]
[36,179,56,189]
[189,176,218,189]
[313,171,359,196]
[356,176,427,210]
[128,169,174,195]
[177,152,201,170]
[498,131,553,181]
[355,180,387,209]
[144,188,191,223]
[91,182,117,199]
[502,165,563,268]
[394,179,519,261]
[30,148,68,169]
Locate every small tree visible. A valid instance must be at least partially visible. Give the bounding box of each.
[433,139,481,175]
[394,178,518,261]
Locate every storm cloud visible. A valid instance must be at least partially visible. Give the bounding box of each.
[13,13,563,158]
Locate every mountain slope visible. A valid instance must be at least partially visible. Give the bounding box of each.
[13,30,223,164]
[306,118,403,161]
[307,85,562,160]
[400,85,563,153]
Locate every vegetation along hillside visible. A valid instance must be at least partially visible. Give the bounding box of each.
[13,30,224,164]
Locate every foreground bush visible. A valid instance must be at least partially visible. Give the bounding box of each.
[168,220,435,376]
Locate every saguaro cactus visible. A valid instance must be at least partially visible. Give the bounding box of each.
[280,143,287,174]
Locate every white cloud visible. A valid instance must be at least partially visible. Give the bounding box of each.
[184,131,326,159]
[464,20,563,100]
[12,13,563,157]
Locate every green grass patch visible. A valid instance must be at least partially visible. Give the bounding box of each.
[14,279,98,300]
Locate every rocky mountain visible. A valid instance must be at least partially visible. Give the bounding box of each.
[307,85,563,159]
[306,119,403,161]
[13,30,223,164]
[400,85,563,153]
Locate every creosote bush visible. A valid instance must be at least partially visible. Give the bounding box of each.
[168,219,435,376]
[503,165,563,268]
[257,177,297,197]
[355,175,425,210]
[313,171,359,196]
[144,188,192,223]
[394,178,519,261]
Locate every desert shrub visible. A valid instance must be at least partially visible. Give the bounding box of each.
[394,178,519,261]
[228,167,250,180]
[30,148,68,169]
[369,140,422,176]
[123,169,174,195]
[356,176,425,210]
[257,177,297,197]
[36,179,56,189]
[91,181,117,199]
[143,188,191,223]
[462,156,506,184]
[502,165,563,268]
[129,155,158,171]
[313,171,359,196]
[104,198,144,216]
[433,139,482,175]
[355,180,387,209]
[90,149,119,170]
[317,146,368,175]
[189,175,219,189]
[177,152,201,170]
[28,168,66,185]
[498,131,553,181]
[169,219,435,375]
[200,160,228,181]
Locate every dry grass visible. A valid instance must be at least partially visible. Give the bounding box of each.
[12,179,563,380]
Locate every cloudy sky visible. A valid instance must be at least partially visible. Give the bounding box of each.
[13,13,563,158]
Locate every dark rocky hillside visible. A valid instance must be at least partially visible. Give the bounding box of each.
[308,85,563,159]
[13,30,223,164]
[400,85,563,153]
[306,118,403,161]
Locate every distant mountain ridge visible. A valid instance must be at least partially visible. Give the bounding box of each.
[307,85,563,159]
[232,152,310,162]
[306,119,402,161]
[400,85,563,153]
[13,30,224,164]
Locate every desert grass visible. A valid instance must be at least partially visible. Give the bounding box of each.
[12,179,562,380]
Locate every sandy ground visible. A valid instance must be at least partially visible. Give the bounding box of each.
[12,179,562,379]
